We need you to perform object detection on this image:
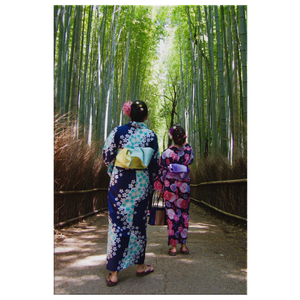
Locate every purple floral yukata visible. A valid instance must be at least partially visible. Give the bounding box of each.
[154,143,194,247]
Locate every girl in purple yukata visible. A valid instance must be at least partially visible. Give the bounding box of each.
[154,125,194,256]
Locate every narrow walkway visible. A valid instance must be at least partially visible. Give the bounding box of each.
[54,203,247,294]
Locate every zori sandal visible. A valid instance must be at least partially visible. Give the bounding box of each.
[168,249,177,256]
[180,247,189,255]
[106,273,118,287]
[136,265,154,277]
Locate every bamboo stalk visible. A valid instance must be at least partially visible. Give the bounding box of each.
[221,6,233,159]
[197,6,206,158]
[204,6,218,153]
[62,6,73,116]
[215,6,227,156]
[56,5,65,113]
[231,5,239,161]
[71,5,83,119]
[79,5,94,136]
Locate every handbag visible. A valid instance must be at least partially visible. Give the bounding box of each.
[148,190,167,225]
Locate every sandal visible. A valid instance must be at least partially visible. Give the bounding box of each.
[180,246,189,255]
[136,264,154,277]
[168,249,177,256]
[106,273,118,287]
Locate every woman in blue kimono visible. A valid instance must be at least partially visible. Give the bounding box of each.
[102,100,159,286]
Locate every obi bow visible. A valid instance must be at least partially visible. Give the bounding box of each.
[167,163,190,179]
[114,147,154,169]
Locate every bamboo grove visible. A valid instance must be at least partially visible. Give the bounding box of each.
[54,5,247,164]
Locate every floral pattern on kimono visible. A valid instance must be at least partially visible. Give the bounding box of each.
[103,121,159,271]
[154,144,194,246]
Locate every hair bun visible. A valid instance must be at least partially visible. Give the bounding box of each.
[130,100,148,122]
[170,125,186,146]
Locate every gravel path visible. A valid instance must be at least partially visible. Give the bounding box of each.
[54,202,247,294]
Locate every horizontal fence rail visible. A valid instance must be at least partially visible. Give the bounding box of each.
[190,197,247,221]
[54,207,108,229]
[51,178,250,227]
[54,187,108,227]
[190,178,247,222]
[190,178,247,187]
[54,187,108,195]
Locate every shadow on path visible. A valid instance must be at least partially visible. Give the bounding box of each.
[54,203,247,294]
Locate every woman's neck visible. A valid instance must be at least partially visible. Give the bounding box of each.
[174,143,183,148]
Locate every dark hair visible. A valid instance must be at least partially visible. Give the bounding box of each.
[130,100,148,122]
[171,125,186,146]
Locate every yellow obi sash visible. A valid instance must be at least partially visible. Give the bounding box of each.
[114,147,155,169]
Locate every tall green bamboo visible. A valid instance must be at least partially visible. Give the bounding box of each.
[239,5,247,154]
[65,7,76,115]
[244,2,250,169]
[231,5,239,161]
[102,5,116,138]
[196,6,205,158]
[79,5,93,136]
[96,5,107,142]
[220,6,232,159]
[205,6,218,153]
[180,23,191,142]
[71,5,83,120]
[177,10,186,130]
[61,6,73,116]
[54,5,246,159]
[55,5,65,113]
[214,6,227,156]
[178,33,186,126]
[121,31,131,123]
[186,6,197,154]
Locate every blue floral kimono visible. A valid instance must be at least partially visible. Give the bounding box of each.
[103,121,159,272]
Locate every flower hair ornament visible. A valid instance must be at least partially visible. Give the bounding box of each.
[135,101,144,111]
[122,101,132,117]
[169,125,176,135]
[169,126,176,139]
[138,103,144,111]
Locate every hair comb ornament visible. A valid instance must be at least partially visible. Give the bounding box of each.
[169,126,176,135]
[122,101,132,117]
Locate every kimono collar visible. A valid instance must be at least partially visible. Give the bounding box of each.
[130,121,147,129]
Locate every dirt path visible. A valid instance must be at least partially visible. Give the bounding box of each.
[54,202,247,294]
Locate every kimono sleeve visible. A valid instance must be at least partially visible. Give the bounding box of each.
[183,144,194,166]
[149,133,159,173]
[102,127,118,167]
[153,150,168,192]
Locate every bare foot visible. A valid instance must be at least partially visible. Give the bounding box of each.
[108,271,118,283]
[181,244,188,251]
[169,246,177,253]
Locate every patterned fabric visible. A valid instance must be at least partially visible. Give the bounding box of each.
[154,144,194,246]
[103,121,159,272]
